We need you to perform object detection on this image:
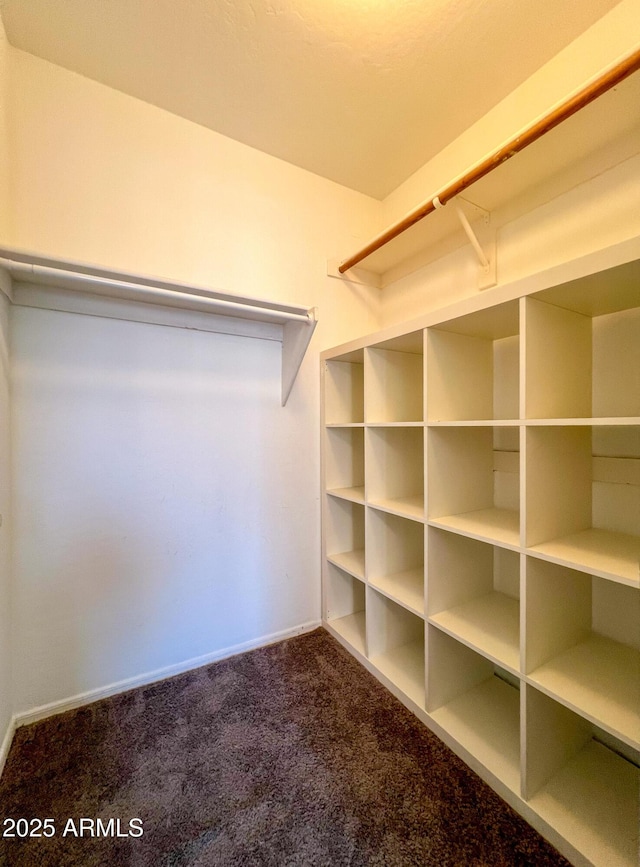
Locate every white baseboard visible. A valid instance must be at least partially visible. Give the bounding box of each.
[13,620,321,731]
[0,714,17,779]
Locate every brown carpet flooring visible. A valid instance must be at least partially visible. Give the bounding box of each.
[0,628,571,867]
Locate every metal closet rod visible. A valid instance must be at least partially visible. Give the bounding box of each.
[339,46,640,274]
[0,258,313,324]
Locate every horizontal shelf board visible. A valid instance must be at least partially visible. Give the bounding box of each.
[370,640,425,709]
[430,676,520,793]
[527,635,639,748]
[532,258,640,318]
[429,508,520,548]
[325,422,365,428]
[524,417,640,426]
[366,421,424,427]
[529,740,639,867]
[369,569,425,617]
[427,419,521,427]
[429,591,520,674]
[326,486,366,505]
[327,611,366,657]
[327,550,365,581]
[528,528,640,587]
[368,496,425,523]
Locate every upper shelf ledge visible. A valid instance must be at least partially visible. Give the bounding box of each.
[0,247,317,406]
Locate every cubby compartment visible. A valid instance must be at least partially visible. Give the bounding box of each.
[367,508,424,616]
[427,425,520,547]
[525,425,640,585]
[366,425,424,521]
[324,497,365,580]
[324,426,365,503]
[427,626,520,793]
[365,331,424,424]
[324,352,364,425]
[324,564,366,656]
[525,557,639,747]
[428,528,520,674]
[367,589,425,708]
[524,686,639,867]
[426,300,519,422]
[525,270,640,419]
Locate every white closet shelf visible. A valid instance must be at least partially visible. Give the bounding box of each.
[370,640,426,709]
[326,486,366,504]
[369,569,425,617]
[430,675,521,794]
[429,591,520,674]
[429,507,520,548]
[529,528,640,587]
[368,495,425,522]
[328,611,366,656]
[327,549,365,580]
[0,248,317,406]
[527,635,639,748]
[529,739,639,867]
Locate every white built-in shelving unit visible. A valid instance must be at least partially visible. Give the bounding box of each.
[321,241,640,867]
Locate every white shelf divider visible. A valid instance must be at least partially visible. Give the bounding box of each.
[367,509,424,616]
[427,626,520,793]
[367,588,426,709]
[525,558,639,747]
[325,564,366,656]
[524,686,639,867]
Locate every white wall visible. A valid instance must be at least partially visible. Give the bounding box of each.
[5,45,382,716]
[11,308,312,711]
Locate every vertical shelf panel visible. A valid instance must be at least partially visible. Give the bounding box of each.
[325,426,365,502]
[427,626,521,793]
[325,497,365,580]
[426,300,519,422]
[592,307,640,418]
[367,588,425,708]
[526,425,640,585]
[525,290,640,420]
[366,426,424,520]
[427,426,520,547]
[524,297,592,419]
[325,564,366,656]
[525,558,639,747]
[325,354,364,424]
[367,509,424,615]
[525,686,639,867]
[428,529,520,673]
[365,337,423,423]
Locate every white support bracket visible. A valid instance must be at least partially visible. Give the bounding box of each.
[454,197,497,290]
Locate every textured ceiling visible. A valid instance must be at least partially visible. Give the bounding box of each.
[1,0,623,199]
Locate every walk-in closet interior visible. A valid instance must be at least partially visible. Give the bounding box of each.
[0,2,638,865]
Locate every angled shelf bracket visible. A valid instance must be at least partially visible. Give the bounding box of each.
[453,197,497,290]
[0,248,317,406]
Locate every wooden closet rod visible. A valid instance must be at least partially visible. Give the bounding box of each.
[339,46,640,274]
